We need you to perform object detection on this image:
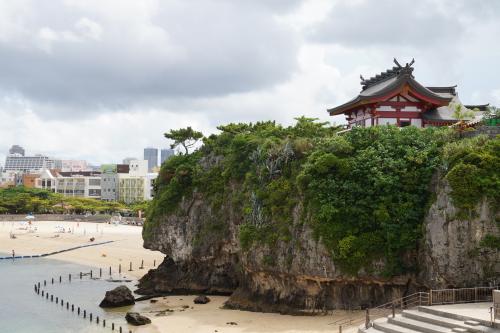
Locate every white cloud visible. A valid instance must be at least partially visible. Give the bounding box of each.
[0,0,499,166]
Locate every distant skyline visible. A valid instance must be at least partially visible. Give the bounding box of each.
[1,0,499,164]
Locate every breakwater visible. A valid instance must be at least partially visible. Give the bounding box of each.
[0,240,114,260]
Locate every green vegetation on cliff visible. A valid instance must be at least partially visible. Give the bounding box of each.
[146,118,499,276]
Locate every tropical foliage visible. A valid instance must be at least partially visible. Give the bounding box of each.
[145,118,499,276]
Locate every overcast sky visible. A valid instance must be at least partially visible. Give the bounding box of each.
[1,0,499,165]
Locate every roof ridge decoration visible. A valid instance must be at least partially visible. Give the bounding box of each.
[360,58,415,90]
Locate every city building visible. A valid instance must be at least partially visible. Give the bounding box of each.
[160,148,174,165]
[129,160,148,176]
[4,155,56,172]
[143,148,158,172]
[36,169,57,192]
[100,164,130,201]
[22,174,39,188]
[0,171,18,188]
[9,145,25,156]
[55,171,102,199]
[61,160,89,172]
[328,59,487,128]
[118,174,145,204]
[122,157,137,165]
[144,173,158,200]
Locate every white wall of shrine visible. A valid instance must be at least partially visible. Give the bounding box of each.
[377,105,396,112]
[411,119,422,127]
[379,118,397,125]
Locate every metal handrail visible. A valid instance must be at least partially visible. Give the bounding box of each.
[330,286,499,331]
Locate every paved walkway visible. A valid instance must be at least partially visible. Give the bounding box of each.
[424,302,498,324]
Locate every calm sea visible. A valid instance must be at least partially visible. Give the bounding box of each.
[0,254,153,333]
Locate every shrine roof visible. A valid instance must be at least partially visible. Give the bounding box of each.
[328,59,454,116]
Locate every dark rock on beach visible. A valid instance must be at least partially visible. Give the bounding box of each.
[194,295,211,304]
[125,312,151,326]
[99,285,135,308]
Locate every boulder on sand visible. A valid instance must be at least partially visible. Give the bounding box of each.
[194,295,211,304]
[99,285,135,308]
[125,312,151,326]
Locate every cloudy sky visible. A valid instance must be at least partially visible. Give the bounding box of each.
[1,0,499,165]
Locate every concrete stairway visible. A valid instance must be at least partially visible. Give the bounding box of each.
[360,306,500,333]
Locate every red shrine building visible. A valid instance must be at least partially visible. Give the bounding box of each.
[328,59,488,128]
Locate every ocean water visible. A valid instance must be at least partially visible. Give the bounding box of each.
[0,254,152,333]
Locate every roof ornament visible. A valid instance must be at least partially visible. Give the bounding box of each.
[360,74,366,84]
[393,58,402,68]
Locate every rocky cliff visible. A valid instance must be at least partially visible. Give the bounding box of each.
[138,125,499,313]
[139,191,415,313]
[419,174,500,289]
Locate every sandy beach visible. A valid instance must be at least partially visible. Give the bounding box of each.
[1,220,359,333]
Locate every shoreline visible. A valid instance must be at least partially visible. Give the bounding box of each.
[1,220,359,333]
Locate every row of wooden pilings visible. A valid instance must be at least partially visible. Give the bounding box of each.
[33,258,159,332]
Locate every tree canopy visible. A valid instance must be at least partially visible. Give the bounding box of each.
[164,126,203,154]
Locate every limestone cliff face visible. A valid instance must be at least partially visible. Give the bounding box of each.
[419,174,500,289]
[138,173,499,313]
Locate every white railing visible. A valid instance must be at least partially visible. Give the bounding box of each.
[429,286,499,305]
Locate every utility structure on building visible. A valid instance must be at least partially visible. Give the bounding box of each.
[328,59,488,128]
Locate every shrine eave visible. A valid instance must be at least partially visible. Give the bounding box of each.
[328,74,453,116]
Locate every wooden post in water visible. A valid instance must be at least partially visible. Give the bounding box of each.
[90,270,93,278]
[42,290,44,297]
[90,313,92,322]
[72,304,74,312]
[51,277,54,284]
[96,316,99,324]
[66,302,69,310]
[78,307,80,315]
[365,309,370,329]
[339,325,342,333]
[38,282,40,290]
[154,259,156,267]
[51,295,53,302]
[392,303,395,318]
[80,272,82,279]
[46,292,48,299]
[103,319,106,327]
[119,326,122,333]
[109,266,112,276]
[69,274,71,282]
[119,264,121,274]
[140,259,144,269]
[56,297,58,303]
[44,280,46,286]
[59,275,62,283]
[112,322,115,330]
[100,268,102,278]
[83,310,86,318]
[129,262,132,271]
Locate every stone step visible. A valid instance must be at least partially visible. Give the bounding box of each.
[373,319,423,333]
[388,315,454,333]
[359,326,386,333]
[402,309,473,330]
